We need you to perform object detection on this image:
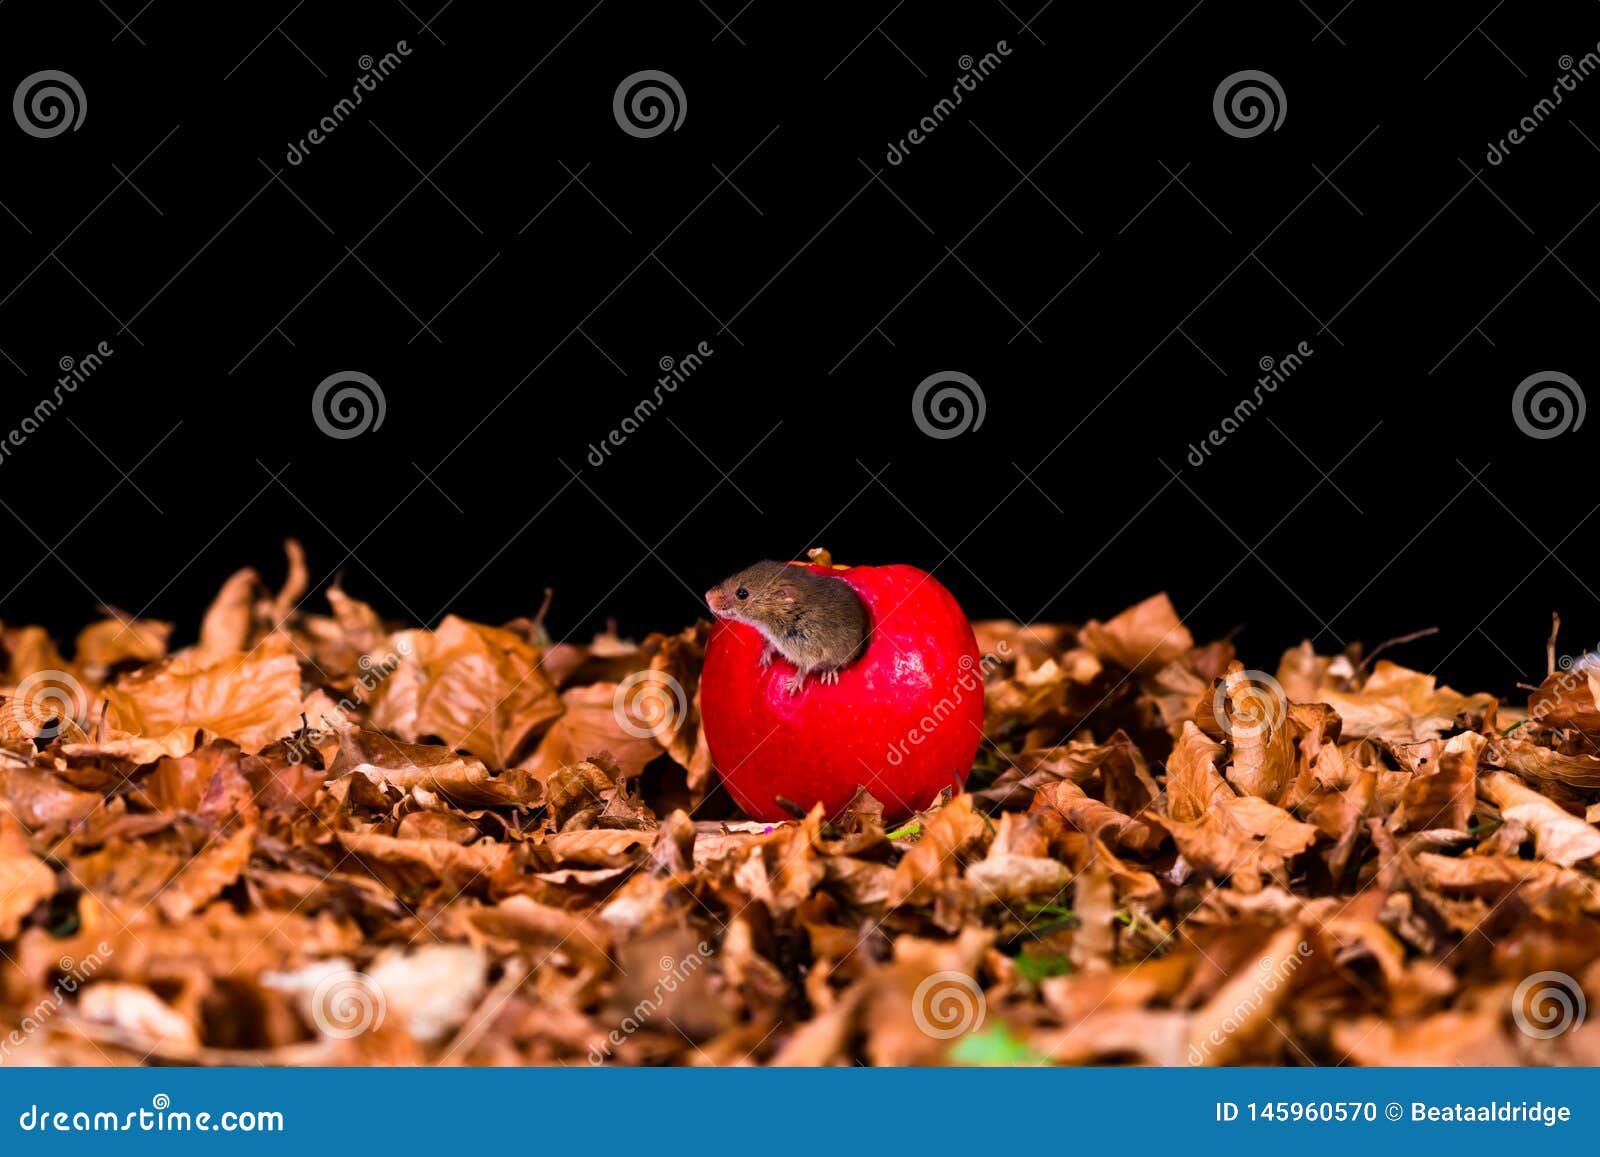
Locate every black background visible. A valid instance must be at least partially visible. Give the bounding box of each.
[3,1,1599,697]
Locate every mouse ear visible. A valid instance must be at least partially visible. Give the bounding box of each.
[773,580,800,603]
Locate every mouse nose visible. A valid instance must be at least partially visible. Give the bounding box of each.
[705,588,724,611]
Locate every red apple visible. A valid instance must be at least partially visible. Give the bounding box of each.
[701,560,985,821]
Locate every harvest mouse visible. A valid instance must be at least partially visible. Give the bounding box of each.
[705,560,870,694]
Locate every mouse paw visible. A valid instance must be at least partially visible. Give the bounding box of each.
[784,673,806,696]
[758,645,776,670]
[819,668,840,686]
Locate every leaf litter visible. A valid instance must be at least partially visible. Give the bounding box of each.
[0,546,1596,1065]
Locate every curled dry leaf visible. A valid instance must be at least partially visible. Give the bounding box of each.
[888,793,989,907]
[1078,592,1194,674]
[368,615,563,768]
[334,729,543,808]
[75,615,172,681]
[1316,661,1497,744]
[1391,731,1483,833]
[1481,771,1600,866]
[105,645,308,754]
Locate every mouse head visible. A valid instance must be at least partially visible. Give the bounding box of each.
[706,560,803,626]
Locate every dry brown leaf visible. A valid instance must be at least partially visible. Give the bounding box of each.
[1166,721,1230,823]
[368,615,562,767]
[888,794,988,906]
[106,646,307,754]
[0,764,101,832]
[1481,770,1600,866]
[75,615,172,679]
[1391,731,1482,833]
[1078,592,1194,673]
[1318,660,1497,743]
[1214,662,1296,803]
[335,729,543,808]
[158,824,256,920]
[0,813,54,936]
[1492,737,1600,789]
[1161,795,1319,893]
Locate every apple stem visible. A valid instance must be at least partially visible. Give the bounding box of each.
[806,547,833,567]
[774,795,809,821]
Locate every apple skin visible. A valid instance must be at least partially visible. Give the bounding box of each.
[701,562,985,821]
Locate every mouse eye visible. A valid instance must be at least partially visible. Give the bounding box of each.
[735,587,748,600]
